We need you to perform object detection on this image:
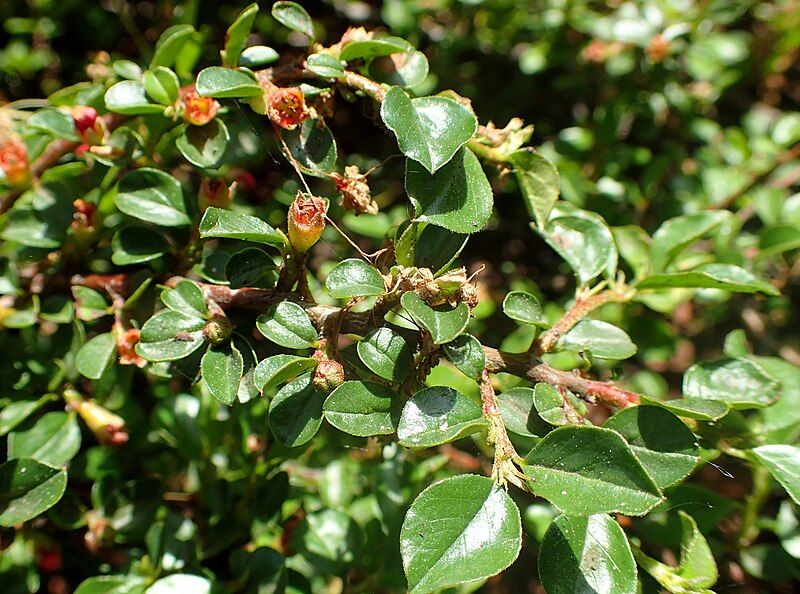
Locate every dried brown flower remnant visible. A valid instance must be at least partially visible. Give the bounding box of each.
[263,81,311,130]
[288,192,326,253]
[332,165,378,215]
[179,84,220,126]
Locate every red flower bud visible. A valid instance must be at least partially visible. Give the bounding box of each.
[179,84,220,126]
[71,106,107,146]
[198,178,232,211]
[288,193,326,253]
[37,549,63,573]
[71,199,96,233]
[0,138,30,187]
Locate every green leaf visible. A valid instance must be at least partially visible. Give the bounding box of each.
[368,50,429,88]
[637,263,778,295]
[146,575,212,594]
[76,332,117,380]
[136,310,206,362]
[401,292,470,344]
[254,354,317,393]
[676,511,718,588]
[73,286,110,321]
[540,214,617,286]
[323,381,401,436]
[683,358,780,409]
[640,396,729,421]
[112,226,170,265]
[340,36,413,62]
[2,184,74,248]
[405,147,492,233]
[284,118,338,176]
[502,291,547,327]
[176,119,230,169]
[195,67,262,98]
[150,24,195,69]
[605,405,699,488]
[161,280,208,318]
[759,224,800,258]
[326,258,385,298]
[198,207,287,246]
[74,576,147,594]
[381,86,477,174]
[560,319,637,360]
[223,3,259,67]
[225,247,275,288]
[533,383,569,426]
[8,412,81,467]
[0,458,67,526]
[651,211,730,272]
[750,445,800,505]
[0,398,49,436]
[256,301,317,349]
[442,334,485,380]
[306,53,344,78]
[395,223,468,275]
[400,474,521,594]
[142,67,180,105]
[357,327,413,382]
[116,168,190,227]
[497,387,550,438]
[397,386,487,447]
[523,426,663,516]
[511,150,560,229]
[271,1,314,38]
[202,342,244,405]
[538,514,637,594]
[239,46,280,68]
[268,373,326,446]
[105,81,165,115]
[28,108,78,140]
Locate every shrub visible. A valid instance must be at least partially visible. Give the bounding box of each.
[1,2,800,593]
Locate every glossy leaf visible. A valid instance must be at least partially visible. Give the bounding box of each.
[397,386,487,447]
[683,358,780,409]
[540,214,617,286]
[199,207,286,246]
[523,426,663,516]
[142,67,180,105]
[400,474,521,594]
[28,108,78,140]
[369,50,429,88]
[560,319,637,360]
[76,332,117,380]
[271,1,314,38]
[150,24,195,69]
[0,399,48,436]
[254,354,317,393]
[306,53,344,78]
[0,458,67,526]
[502,291,547,327]
[176,119,230,169]
[637,263,779,295]
[605,405,699,488]
[640,396,730,421]
[146,575,212,594]
[357,327,413,382]
[340,36,413,62]
[256,301,317,349]
[161,280,208,318]
[284,118,337,175]
[268,374,326,447]
[323,381,401,436]
[116,168,190,227]
[381,86,477,174]
[405,148,492,233]
[136,310,206,362]
[111,226,170,265]
[225,247,275,288]
[750,445,800,505]
[395,223,468,275]
[539,514,637,594]
[533,383,569,426]
[511,150,560,229]
[74,576,147,594]
[73,286,110,321]
[326,258,385,298]
[105,81,165,115]
[239,45,280,68]
[202,342,244,405]
[222,3,259,67]
[442,334,485,380]
[401,292,470,344]
[195,67,262,98]
[8,412,81,467]
[651,211,729,272]
[497,387,550,438]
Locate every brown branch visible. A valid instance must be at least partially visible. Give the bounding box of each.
[535,285,633,354]
[0,113,128,214]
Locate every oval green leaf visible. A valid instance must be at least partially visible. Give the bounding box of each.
[116,168,190,227]
[397,386,487,447]
[323,380,401,436]
[268,373,326,447]
[400,292,470,345]
[0,458,68,526]
[357,327,413,382]
[326,258,385,299]
[257,301,317,349]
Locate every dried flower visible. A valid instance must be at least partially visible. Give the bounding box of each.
[332,165,378,215]
[288,192,326,253]
[263,81,310,130]
[313,359,345,393]
[117,327,146,368]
